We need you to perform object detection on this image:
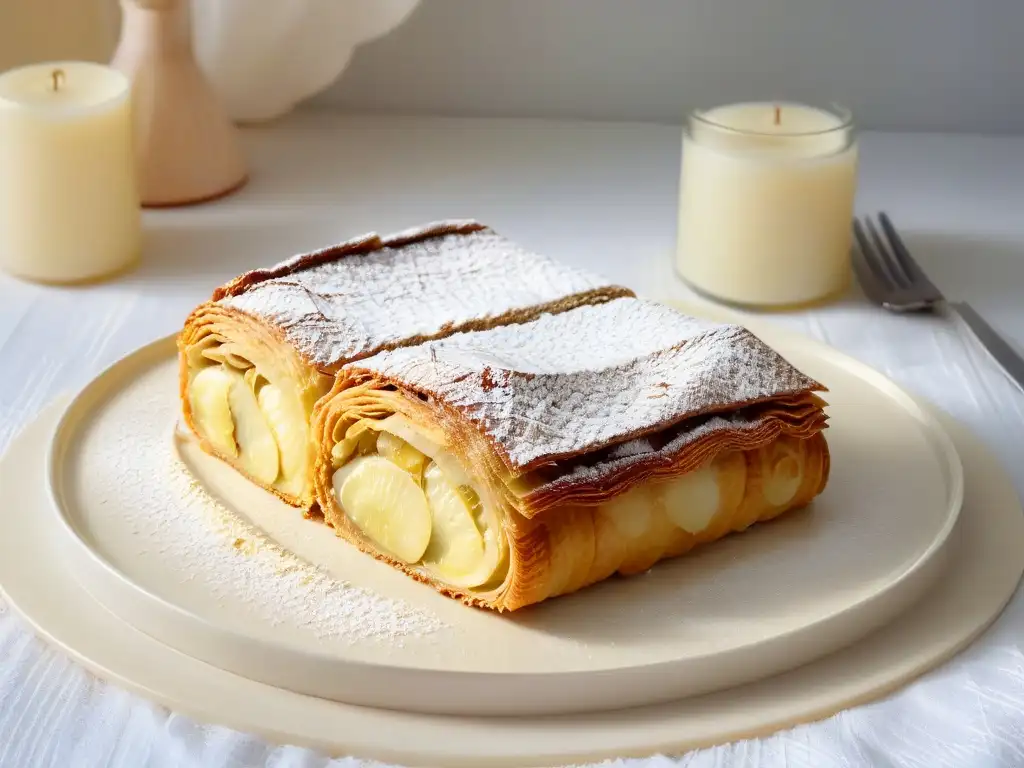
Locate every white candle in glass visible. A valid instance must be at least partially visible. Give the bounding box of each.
[0,60,141,284]
[675,102,858,308]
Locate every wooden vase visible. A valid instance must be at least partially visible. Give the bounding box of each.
[111,0,248,207]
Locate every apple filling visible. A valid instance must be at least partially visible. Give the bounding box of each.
[760,440,804,507]
[329,415,508,590]
[186,343,314,499]
[599,441,804,541]
[328,415,807,590]
[599,457,734,541]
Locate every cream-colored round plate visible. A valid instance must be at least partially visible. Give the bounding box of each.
[41,317,964,717]
[1,397,1020,767]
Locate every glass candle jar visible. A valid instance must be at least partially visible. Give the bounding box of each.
[675,101,858,309]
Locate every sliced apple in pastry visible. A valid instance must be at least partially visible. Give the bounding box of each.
[377,430,428,478]
[661,462,721,534]
[257,382,308,495]
[227,370,280,485]
[421,461,494,588]
[332,456,433,564]
[189,366,237,458]
[190,366,280,485]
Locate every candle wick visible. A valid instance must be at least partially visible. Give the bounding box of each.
[51,69,64,92]
[774,106,781,126]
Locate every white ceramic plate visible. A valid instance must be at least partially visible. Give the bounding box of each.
[3,397,1018,767]
[43,315,963,716]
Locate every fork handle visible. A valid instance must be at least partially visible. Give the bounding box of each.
[948,301,1024,395]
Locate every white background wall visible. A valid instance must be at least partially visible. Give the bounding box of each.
[2,0,1020,134]
[317,0,1024,134]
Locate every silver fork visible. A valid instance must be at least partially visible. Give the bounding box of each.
[852,212,1024,394]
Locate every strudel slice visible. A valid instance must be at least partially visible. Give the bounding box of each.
[177,220,631,510]
[312,297,830,612]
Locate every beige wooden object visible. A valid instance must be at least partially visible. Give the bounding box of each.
[110,0,248,206]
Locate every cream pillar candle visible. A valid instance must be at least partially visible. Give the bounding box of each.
[0,60,141,284]
[675,102,858,308]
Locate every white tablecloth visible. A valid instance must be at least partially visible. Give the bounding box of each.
[2,113,1024,768]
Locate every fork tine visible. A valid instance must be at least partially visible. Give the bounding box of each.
[851,218,892,290]
[863,215,909,288]
[851,219,890,302]
[853,219,888,285]
[878,212,941,295]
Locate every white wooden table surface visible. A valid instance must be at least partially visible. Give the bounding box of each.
[2,112,1024,767]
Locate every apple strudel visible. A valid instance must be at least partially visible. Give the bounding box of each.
[311,297,830,611]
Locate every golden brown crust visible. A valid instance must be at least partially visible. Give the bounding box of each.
[498,433,829,610]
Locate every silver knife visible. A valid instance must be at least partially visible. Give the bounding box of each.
[949,301,1024,395]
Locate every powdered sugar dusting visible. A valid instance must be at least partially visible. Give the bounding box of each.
[348,298,823,472]
[72,361,447,645]
[221,226,627,370]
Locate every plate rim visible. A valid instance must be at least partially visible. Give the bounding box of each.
[40,306,965,716]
